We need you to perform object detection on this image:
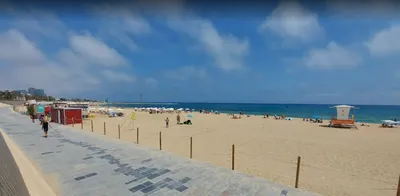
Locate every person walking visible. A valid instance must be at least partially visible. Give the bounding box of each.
[42,118,51,138]
[165,117,169,128]
[31,114,35,123]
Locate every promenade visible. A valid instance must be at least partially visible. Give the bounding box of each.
[0,107,319,196]
[0,130,30,196]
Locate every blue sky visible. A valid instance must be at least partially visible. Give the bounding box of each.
[1,0,400,105]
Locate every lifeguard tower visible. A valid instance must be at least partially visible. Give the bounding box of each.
[329,105,357,128]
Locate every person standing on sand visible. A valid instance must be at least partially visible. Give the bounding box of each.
[176,114,181,124]
[42,118,51,138]
[165,117,169,128]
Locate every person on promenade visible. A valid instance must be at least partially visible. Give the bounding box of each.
[165,117,169,128]
[39,115,44,125]
[30,114,35,123]
[42,118,51,138]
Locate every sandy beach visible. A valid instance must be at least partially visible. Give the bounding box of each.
[65,108,399,196]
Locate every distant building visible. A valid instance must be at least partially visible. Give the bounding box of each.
[27,87,46,96]
[28,87,36,95]
[34,89,46,96]
[14,90,28,95]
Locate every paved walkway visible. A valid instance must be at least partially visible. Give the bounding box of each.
[0,131,30,196]
[0,107,320,196]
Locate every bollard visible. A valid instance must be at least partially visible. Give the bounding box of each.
[91,120,93,132]
[190,137,193,159]
[103,122,106,135]
[159,131,162,150]
[118,124,121,139]
[295,156,301,188]
[72,117,74,127]
[136,127,139,144]
[232,144,235,170]
[81,121,83,129]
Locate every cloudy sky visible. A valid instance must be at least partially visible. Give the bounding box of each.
[1,0,400,105]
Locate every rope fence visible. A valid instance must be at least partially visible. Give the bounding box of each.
[68,118,400,194]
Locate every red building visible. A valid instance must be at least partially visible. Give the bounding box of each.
[51,108,82,125]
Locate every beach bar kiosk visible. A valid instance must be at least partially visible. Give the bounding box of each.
[329,105,356,128]
[51,107,82,125]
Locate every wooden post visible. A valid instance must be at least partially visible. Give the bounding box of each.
[91,120,93,132]
[118,124,121,139]
[72,117,74,127]
[397,174,400,196]
[190,137,193,159]
[136,127,139,144]
[103,122,106,135]
[295,156,301,188]
[232,144,235,170]
[81,121,83,129]
[159,131,162,150]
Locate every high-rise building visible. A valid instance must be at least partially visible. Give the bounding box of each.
[28,87,36,95]
[27,87,46,96]
[34,89,46,96]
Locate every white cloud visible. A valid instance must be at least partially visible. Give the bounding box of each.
[0,29,47,64]
[90,4,152,51]
[56,49,87,67]
[167,16,249,71]
[101,70,136,83]
[304,42,362,69]
[164,65,207,80]
[259,1,324,42]
[144,77,158,87]
[8,10,66,39]
[0,29,101,95]
[91,4,152,35]
[69,34,127,67]
[364,25,400,56]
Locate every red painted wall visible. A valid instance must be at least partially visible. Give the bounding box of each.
[50,108,82,125]
[65,109,82,124]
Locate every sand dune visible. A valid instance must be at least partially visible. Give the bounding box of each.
[69,109,399,196]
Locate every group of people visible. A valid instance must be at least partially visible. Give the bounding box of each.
[164,113,193,128]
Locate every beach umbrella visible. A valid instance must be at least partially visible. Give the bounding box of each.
[312,115,320,119]
[382,120,397,124]
[185,108,190,111]
[117,108,123,111]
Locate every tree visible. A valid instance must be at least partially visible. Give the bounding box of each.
[48,96,56,101]
[27,105,34,116]
[4,91,13,100]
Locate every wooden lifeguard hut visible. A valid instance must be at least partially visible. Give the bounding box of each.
[329,105,357,128]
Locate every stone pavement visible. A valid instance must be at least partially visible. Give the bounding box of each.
[0,107,320,196]
[0,131,30,196]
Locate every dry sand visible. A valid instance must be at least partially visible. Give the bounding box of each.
[71,108,400,196]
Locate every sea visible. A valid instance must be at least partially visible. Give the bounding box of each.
[105,103,400,124]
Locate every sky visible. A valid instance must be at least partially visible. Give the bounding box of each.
[1,0,400,105]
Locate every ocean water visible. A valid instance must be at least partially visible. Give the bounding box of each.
[105,103,400,124]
